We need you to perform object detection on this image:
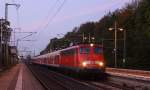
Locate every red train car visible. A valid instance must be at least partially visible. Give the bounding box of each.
[32,44,105,74]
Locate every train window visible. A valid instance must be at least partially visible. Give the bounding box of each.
[80,47,90,54]
[94,47,102,54]
[61,49,75,55]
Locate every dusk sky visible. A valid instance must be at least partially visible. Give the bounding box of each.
[0,0,132,56]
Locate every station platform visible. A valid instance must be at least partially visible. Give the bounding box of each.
[0,63,45,90]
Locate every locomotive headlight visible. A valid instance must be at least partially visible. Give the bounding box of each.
[82,62,87,67]
[98,62,104,67]
[90,43,94,47]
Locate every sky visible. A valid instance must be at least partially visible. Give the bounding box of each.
[0,0,132,56]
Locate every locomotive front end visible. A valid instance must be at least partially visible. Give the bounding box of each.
[79,44,105,73]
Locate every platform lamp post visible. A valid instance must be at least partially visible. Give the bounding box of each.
[123,29,126,67]
[120,28,126,68]
[117,28,126,67]
[108,21,124,68]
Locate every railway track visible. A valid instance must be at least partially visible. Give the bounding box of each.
[80,80,136,90]
[78,78,134,90]
[78,75,150,90]
[27,64,101,90]
[27,64,150,90]
[27,64,62,90]
[107,74,150,90]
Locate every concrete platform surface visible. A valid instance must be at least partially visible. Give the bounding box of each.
[0,63,45,90]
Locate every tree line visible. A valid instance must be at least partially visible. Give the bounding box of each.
[40,0,150,70]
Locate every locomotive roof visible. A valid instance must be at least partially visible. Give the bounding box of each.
[33,44,102,59]
[55,44,102,52]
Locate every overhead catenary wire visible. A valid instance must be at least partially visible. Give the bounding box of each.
[16,0,61,56]
[45,0,60,24]
[32,0,60,34]
[42,0,67,31]
[36,0,67,37]
[32,0,67,55]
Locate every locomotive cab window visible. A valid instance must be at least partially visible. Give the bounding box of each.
[80,47,90,54]
[94,47,102,54]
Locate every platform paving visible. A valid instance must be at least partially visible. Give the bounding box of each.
[0,64,20,90]
[22,63,45,90]
[0,63,45,90]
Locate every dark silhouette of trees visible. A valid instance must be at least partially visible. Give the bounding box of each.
[41,0,150,70]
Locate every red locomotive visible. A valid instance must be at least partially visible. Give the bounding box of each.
[32,44,105,74]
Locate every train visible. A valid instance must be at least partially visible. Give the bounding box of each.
[32,44,106,76]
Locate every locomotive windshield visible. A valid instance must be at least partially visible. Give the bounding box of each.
[80,47,90,54]
[94,47,102,54]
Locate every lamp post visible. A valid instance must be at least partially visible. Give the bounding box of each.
[109,21,124,68]
[118,28,126,67]
[123,29,126,67]
[109,21,117,68]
